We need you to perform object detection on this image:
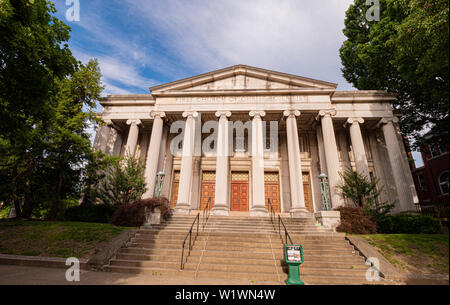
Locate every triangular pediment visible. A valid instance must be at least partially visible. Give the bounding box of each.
[149,65,337,93]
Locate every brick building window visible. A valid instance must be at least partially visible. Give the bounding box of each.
[439,171,449,195]
[417,173,427,192]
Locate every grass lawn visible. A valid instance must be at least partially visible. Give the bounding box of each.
[0,220,133,259]
[359,234,449,274]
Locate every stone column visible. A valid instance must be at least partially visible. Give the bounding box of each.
[125,119,142,157]
[283,110,309,217]
[318,110,342,208]
[378,117,417,212]
[345,117,370,178]
[143,111,166,198]
[175,111,198,214]
[249,111,268,216]
[212,111,231,216]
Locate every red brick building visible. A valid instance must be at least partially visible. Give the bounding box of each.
[411,137,449,219]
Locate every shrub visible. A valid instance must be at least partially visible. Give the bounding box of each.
[64,204,116,223]
[110,197,171,227]
[377,214,443,234]
[335,206,377,234]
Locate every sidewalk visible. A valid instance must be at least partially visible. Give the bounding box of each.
[0,265,281,285]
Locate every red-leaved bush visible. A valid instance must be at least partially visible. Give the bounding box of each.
[110,197,171,227]
[335,206,377,234]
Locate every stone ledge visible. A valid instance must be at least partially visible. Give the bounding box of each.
[87,229,137,270]
[346,235,401,281]
[0,254,88,270]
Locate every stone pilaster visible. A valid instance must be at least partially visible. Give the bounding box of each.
[125,119,142,157]
[378,117,417,212]
[283,110,309,217]
[345,117,370,178]
[318,109,342,208]
[174,111,198,214]
[143,111,166,198]
[212,111,232,216]
[249,110,268,216]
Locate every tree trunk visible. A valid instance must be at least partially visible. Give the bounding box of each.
[49,174,63,220]
[12,165,22,219]
[22,158,35,219]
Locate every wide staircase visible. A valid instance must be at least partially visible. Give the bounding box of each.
[105,214,377,285]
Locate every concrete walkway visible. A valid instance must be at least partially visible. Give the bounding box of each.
[0,265,282,285]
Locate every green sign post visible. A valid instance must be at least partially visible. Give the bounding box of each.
[284,244,304,285]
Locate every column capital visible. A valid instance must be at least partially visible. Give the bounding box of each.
[377,116,399,127]
[126,119,142,126]
[182,111,198,119]
[103,119,114,126]
[344,117,365,127]
[249,110,266,119]
[215,111,231,119]
[150,111,166,120]
[317,109,337,119]
[283,110,301,118]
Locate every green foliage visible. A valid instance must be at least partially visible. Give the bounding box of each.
[335,206,378,234]
[96,155,147,209]
[64,204,116,224]
[337,170,394,219]
[0,1,105,220]
[340,0,449,145]
[377,214,443,234]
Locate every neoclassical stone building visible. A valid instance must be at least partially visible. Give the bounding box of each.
[94,65,418,218]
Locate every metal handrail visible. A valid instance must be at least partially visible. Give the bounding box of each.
[180,213,200,270]
[267,198,276,230]
[278,215,294,245]
[202,197,212,230]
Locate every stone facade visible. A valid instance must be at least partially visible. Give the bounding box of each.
[94,65,419,217]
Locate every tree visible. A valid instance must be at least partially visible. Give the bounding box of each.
[340,0,449,146]
[95,155,148,209]
[337,170,394,220]
[46,59,104,220]
[0,1,105,220]
[0,0,78,218]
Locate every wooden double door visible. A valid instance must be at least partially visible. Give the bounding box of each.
[200,171,215,210]
[230,172,249,212]
[265,172,281,212]
[170,171,180,208]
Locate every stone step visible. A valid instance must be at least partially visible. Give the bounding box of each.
[186,262,368,277]
[190,244,356,255]
[119,247,363,262]
[136,229,344,240]
[130,238,352,251]
[190,256,366,269]
[105,265,195,278]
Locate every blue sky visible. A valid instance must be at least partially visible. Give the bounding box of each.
[52,0,423,166]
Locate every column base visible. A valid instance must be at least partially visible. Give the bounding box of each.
[290,208,313,218]
[173,204,191,215]
[211,206,229,216]
[250,207,269,217]
[314,210,341,232]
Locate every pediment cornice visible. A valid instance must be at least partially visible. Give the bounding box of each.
[149,64,337,93]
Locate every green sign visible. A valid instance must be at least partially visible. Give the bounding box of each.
[284,244,304,285]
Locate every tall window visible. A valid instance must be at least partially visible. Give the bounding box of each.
[417,173,427,192]
[430,145,439,158]
[439,171,449,195]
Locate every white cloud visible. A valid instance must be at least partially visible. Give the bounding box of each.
[123,0,354,89]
